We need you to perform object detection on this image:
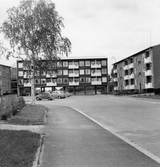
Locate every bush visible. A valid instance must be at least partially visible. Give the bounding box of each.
[0,96,26,120]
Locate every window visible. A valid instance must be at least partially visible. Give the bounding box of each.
[52,79,57,83]
[46,78,51,83]
[102,60,107,66]
[6,68,9,73]
[18,71,23,76]
[102,68,107,74]
[0,79,2,85]
[85,61,90,66]
[35,79,40,84]
[57,61,62,67]
[80,69,84,75]
[85,69,90,75]
[139,72,141,77]
[0,71,2,76]
[138,61,141,65]
[80,77,85,83]
[63,78,68,84]
[18,79,23,85]
[102,77,107,82]
[41,79,46,84]
[63,70,68,75]
[57,78,62,84]
[79,61,84,66]
[96,60,101,65]
[58,70,62,75]
[63,61,68,67]
[24,79,30,84]
[86,77,91,83]
[18,62,23,68]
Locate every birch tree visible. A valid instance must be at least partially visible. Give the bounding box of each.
[0,0,71,104]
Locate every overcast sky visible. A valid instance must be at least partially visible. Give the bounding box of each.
[0,0,160,72]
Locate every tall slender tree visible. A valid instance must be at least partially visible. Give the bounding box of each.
[0,0,71,104]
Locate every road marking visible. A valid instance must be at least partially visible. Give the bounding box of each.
[72,107,160,164]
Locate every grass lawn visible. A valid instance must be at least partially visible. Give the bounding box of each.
[0,130,40,167]
[8,104,46,125]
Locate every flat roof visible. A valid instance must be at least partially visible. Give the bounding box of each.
[60,56,107,60]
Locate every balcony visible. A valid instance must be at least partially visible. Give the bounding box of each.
[124,85,130,90]
[113,69,117,73]
[91,81,102,85]
[114,86,118,90]
[113,78,118,82]
[69,82,79,86]
[91,72,101,77]
[69,73,79,77]
[129,85,135,89]
[124,65,129,70]
[145,70,152,76]
[24,83,31,87]
[144,56,152,64]
[46,82,57,86]
[91,63,101,68]
[69,64,79,69]
[145,83,153,89]
[124,75,129,80]
[129,63,134,69]
[129,73,134,79]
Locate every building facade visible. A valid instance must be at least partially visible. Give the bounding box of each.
[17,56,108,95]
[0,64,11,95]
[113,44,160,94]
[11,67,17,94]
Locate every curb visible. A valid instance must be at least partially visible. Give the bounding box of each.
[32,134,45,167]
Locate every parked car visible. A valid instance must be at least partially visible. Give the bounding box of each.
[63,91,72,97]
[51,91,66,99]
[36,92,54,100]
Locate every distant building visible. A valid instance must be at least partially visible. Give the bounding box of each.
[0,64,11,95]
[17,56,108,95]
[113,44,160,94]
[11,67,17,94]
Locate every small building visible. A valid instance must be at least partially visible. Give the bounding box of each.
[113,44,160,94]
[17,56,108,95]
[0,64,11,95]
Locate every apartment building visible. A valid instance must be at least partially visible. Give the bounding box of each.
[0,64,11,95]
[113,44,160,93]
[17,56,108,95]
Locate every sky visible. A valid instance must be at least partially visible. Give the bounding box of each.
[0,0,160,72]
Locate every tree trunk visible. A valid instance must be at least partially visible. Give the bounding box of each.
[30,60,35,105]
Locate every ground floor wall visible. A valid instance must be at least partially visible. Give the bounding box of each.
[18,85,108,96]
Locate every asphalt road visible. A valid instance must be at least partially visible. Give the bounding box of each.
[37,95,160,167]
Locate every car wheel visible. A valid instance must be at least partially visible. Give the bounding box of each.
[48,97,52,100]
[36,97,40,100]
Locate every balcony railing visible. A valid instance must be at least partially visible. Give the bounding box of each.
[113,78,118,82]
[68,64,79,69]
[145,70,152,76]
[113,69,117,73]
[69,73,79,77]
[46,82,57,86]
[114,86,118,90]
[91,63,101,68]
[91,81,102,85]
[24,83,31,87]
[124,65,129,70]
[69,82,79,86]
[124,75,129,80]
[129,63,134,69]
[129,85,135,89]
[129,73,134,79]
[145,83,153,89]
[144,56,152,64]
[91,72,101,76]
